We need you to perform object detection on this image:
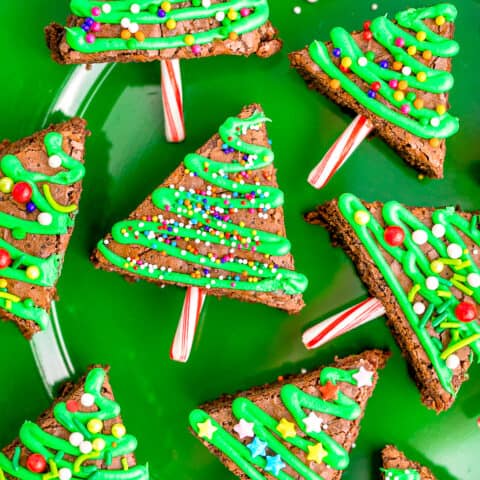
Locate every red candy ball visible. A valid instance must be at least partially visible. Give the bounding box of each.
[0,249,11,269]
[363,20,372,30]
[12,182,33,203]
[66,399,80,412]
[363,30,373,41]
[384,226,405,246]
[371,81,381,92]
[26,454,47,473]
[339,65,349,73]
[455,301,477,322]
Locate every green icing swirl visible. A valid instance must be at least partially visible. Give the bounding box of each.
[97,111,308,296]
[0,132,85,329]
[65,0,270,53]
[308,3,459,139]
[0,368,148,480]
[338,193,480,395]
[381,468,421,480]
[189,366,367,479]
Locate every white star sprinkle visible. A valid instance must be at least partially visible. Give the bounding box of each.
[302,412,323,433]
[353,367,374,388]
[233,419,255,439]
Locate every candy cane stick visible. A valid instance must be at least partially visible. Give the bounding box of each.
[161,59,185,143]
[302,297,385,350]
[170,287,207,362]
[308,115,373,189]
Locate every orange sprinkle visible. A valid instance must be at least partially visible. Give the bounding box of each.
[135,31,145,42]
[121,29,131,40]
[429,138,440,148]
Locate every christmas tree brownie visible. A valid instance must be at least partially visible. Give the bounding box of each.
[289,4,459,178]
[0,119,87,338]
[381,445,436,480]
[0,366,148,480]
[46,0,282,65]
[189,349,389,479]
[92,104,307,312]
[306,193,480,412]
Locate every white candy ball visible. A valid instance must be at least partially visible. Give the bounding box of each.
[59,469,72,480]
[37,212,52,226]
[402,66,412,76]
[120,17,131,28]
[430,117,440,127]
[412,229,428,245]
[128,22,139,33]
[202,0,211,7]
[69,432,84,447]
[413,302,426,314]
[371,2,379,10]
[446,354,460,370]
[81,392,95,407]
[358,56,368,67]
[293,6,302,14]
[432,224,445,238]
[130,4,140,14]
[467,273,480,288]
[102,4,112,14]
[79,441,93,454]
[426,276,439,290]
[447,243,463,259]
[48,155,62,168]
[215,12,225,21]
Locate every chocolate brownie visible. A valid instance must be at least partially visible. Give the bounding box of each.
[92,104,307,313]
[381,445,436,480]
[0,119,88,338]
[190,349,389,479]
[307,194,480,412]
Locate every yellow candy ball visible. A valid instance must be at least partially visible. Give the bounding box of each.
[430,260,444,273]
[398,80,408,91]
[228,31,238,41]
[393,90,405,102]
[112,423,126,439]
[161,1,172,12]
[436,104,447,115]
[435,15,446,26]
[0,177,13,194]
[416,31,427,41]
[330,78,341,90]
[341,57,352,68]
[166,19,176,30]
[87,419,103,434]
[416,71,427,82]
[422,50,433,60]
[407,45,417,56]
[227,8,238,21]
[92,438,106,452]
[26,266,40,280]
[413,98,424,110]
[354,211,370,226]
[0,279,7,289]
[184,34,195,46]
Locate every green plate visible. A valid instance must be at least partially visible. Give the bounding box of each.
[1,1,479,479]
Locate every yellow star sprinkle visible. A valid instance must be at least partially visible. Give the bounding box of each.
[307,443,328,464]
[197,419,217,440]
[276,418,296,438]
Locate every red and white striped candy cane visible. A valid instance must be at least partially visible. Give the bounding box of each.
[308,115,373,189]
[170,287,207,362]
[302,297,385,350]
[161,59,185,143]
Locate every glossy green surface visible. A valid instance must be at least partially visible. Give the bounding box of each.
[0,1,479,479]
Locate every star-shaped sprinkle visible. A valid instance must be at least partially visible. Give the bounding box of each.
[197,419,217,440]
[318,381,339,401]
[302,412,323,433]
[276,418,297,438]
[353,366,374,388]
[233,419,255,439]
[265,455,286,475]
[246,437,268,458]
[307,442,328,464]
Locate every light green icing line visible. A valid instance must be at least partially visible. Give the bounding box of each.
[66,0,269,53]
[97,111,308,295]
[338,193,480,395]
[0,368,148,480]
[189,366,365,479]
[381,467,421,480]
[0,132,85,329]
[308,3,459,139]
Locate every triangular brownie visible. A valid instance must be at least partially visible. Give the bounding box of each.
[289,4,459,178]
[381,445,436,480]
[189,349,389,479]
[0,119,87,338]
[307,193,480,412]
[46,1,282,64]
[92,104,307,313]
[0,366,148,480]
